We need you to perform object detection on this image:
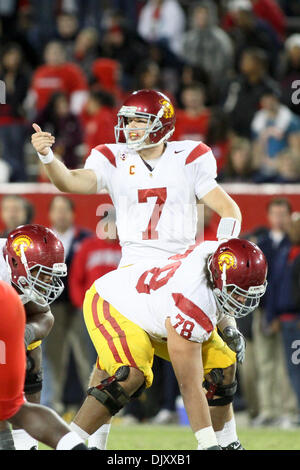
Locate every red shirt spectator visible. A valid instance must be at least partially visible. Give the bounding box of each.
[69,236,121,309]
[173,83,211,142]
[173,108,211,142]
[29,41,88,114]
[80,90,117,158]
[92,58,126,106]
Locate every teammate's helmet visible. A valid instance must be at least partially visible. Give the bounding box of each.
[3,224,67,306]
[114,89,176,150]
[207,239,267,318]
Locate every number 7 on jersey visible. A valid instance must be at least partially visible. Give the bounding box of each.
[138,187,167,240]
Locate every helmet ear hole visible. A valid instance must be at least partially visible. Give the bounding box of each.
[12,257,18,268]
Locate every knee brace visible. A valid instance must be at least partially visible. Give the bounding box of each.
[87,366,131,416]
[203,368,237,406]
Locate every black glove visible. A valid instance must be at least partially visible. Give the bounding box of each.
[222,326,246,364]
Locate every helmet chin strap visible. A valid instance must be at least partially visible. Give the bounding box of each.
[221,263,227,287]
[20,243,29,275]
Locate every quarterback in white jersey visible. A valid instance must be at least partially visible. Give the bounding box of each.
[31,89,241,267]
[70,239,267,450]
[84,140,217,265]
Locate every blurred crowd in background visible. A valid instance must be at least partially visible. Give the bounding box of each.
[1,0,300,431]
[1,0,300,184]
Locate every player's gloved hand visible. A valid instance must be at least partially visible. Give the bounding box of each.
[222,326,246,364]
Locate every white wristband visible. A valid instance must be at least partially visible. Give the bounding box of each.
[217,217,241,240]
[37,148,54,164]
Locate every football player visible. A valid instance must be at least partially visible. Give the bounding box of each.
[67,239,267,450]
[0,224,68,449]
[31,89,241,267]
[31,89,243,448]
[0,280,90,450]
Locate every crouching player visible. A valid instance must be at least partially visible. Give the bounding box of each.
[0,224,68,449]
[0,280,91,450]
[70,239,267,450]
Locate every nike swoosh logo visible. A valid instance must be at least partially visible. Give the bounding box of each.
[174,150,184,154]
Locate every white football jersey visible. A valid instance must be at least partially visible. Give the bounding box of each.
[0,239,10,284]
[84,140,217,266]
[94,241,221,344]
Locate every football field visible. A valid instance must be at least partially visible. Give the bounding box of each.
[39,423,300,450]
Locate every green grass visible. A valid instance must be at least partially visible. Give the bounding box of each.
[39,424,300,450]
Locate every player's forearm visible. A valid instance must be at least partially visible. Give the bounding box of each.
[42,157,75,192]
[215,192,242,222]
[203,186,242,222]
[25,311,54,345]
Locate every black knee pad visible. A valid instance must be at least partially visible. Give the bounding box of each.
[87,366,131,415]
[24,369,43,394]
[203,368,237,406]
[203,379,237,406]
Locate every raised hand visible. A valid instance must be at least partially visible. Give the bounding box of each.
[31,123,55,156]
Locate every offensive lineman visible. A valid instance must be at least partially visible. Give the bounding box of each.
[31,89,243,448]
[0,280,89,449]
[0,224,74,450]
[68,239,267,449]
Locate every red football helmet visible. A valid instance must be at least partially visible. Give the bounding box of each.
[3,224,67,306]
[207,239,268,318]
[114,89,176,150]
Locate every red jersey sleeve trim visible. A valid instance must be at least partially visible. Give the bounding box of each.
[185,142,211,165]
[172,293,214,333]
[94,145,116,167]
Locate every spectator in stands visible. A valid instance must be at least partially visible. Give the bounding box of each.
[220,137,262,183]
[99,12,150,91]
[226,0,282,74]
[138,0,186,56]
[251,88,300,180]
[172,83,211,142]
[72,0,103,30]
[0,195,34,237]
[134,60,162,91]
[278,34,300,117]
[72,27,100,83]
[276,212,300,425]
[55,12,79,61]
[43,195,92,415]
[80,90,116,159]
[176,64,210,105]
[91,57,125,106]
[275,149,300,183]
[223,0,286,41]
[252,198,298,427]
[0,43,30,182]
[34,92,83,171]
[27,40,88,117]
[69,208,121,310]
[181,1,233,87]
[205,108,231,175]
[222,48,279,138]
